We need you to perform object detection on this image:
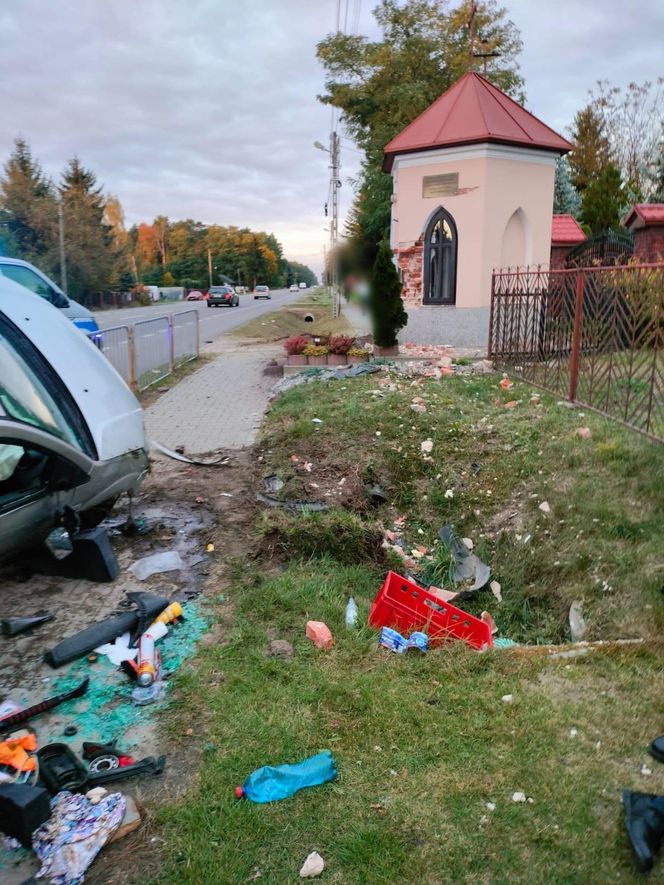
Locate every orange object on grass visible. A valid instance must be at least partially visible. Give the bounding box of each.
[306,621,334,650]
[499,378,513,389]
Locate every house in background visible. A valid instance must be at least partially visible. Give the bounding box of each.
[383,71,572,347]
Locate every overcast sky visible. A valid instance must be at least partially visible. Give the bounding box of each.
[1,1,662,274]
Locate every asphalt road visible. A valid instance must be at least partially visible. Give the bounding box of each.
[94,288,303,340]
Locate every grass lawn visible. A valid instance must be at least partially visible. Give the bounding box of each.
[154,370,664,883]
[230,288,354,342]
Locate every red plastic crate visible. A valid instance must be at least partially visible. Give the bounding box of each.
[369,571,493,651]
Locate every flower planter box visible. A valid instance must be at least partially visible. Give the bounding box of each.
[287,354,308,366]
[374,344,399,357]
[328,354,348,366]
[347,355,369,365]
[307,355,328,366]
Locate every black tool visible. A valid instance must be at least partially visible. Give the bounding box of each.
[87,754,166,787]
[1,611,54,637]
[0,678,89,732]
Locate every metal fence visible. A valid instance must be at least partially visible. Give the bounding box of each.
[94,309,200,391]
[489,264,664,442]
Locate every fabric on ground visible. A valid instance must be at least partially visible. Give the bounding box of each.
[33,790,125,885]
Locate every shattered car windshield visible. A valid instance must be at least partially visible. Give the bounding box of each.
[0,334,81,449]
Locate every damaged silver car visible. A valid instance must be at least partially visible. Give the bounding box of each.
[0,277,149,563]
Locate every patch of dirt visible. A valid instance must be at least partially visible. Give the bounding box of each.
[0,450,259,885]
[483,484,533,538]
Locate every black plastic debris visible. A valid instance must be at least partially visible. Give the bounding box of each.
[1,610,54,637]
[0,783,51,847]
[44,592,169,668]
[438,524,490,593]
[37,743,89,794]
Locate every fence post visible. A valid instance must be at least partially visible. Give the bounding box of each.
[168,315,175,372]
[127,325,137,391]
[568,270,585,402]
[195,311,200,357]
[487,270,495,358]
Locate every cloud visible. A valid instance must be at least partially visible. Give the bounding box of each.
[0,0,662,275]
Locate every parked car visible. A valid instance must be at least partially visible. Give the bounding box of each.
[186,290,205,301]
[299,282,307,289]
[0,257,100,334]
[207,285,239,308]
[253,285,271,300]
[289,284,299,292]
[0,276,149,563]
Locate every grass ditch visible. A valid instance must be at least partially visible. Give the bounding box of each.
[230,288,354,342]
[149,369,664,883]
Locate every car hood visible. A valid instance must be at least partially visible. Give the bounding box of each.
[1,279,146,462]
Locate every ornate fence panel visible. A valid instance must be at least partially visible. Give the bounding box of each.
[489,265,664,442]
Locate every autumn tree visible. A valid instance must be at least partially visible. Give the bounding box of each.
[0,138,58,269]
[592,78,664,199]
[104,194,134,289]
[60,157,115,302]
[568,105,610,193]
[317,0,524,269]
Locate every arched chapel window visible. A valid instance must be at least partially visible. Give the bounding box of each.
[423,207,457,305]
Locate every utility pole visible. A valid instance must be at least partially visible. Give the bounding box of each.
[329,130,341,318]
[207,248,213,288]
[58,200,68,295]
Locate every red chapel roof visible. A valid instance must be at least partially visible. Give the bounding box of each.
[383,72,573,171]
[551,214,586,245]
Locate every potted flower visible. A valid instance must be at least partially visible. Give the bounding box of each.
[347,346,370,365]
[328,335,355,365]
[284,335,310,365]
[303,343,329,366]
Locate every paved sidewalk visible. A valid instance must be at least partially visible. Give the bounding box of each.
[145,341,280,453]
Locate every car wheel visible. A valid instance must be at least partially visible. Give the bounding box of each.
[207,302,212,307]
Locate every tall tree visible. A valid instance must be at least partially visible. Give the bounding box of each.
[60,157,114,302]
[104,194,133,289]
[568,105,610,193]
[0,138,58,267]
[370,239,408,347]
[580,162,624,233]
[591,78,664,199]
[553,156,581,217]
[317,0,524,270]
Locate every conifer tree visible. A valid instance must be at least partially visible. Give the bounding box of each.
[369,239,407,348]
[60,157,114,301]
[0,138,57,265]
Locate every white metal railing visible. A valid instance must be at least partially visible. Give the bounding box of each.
[92,309,200,391]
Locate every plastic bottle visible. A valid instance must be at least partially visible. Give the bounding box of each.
[152,602,183,628]
[235,750,337,803]
[345,596,358,628]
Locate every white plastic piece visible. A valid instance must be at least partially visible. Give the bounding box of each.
[128,550,183,580]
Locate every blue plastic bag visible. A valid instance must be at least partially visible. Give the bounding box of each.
[236,750,337,803]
